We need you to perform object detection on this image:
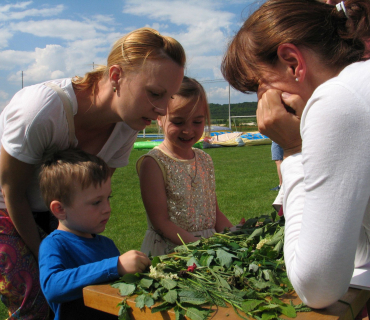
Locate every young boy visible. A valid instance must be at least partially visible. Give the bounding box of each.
[38,148,150,320]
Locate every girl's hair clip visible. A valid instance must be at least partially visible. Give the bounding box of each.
[336,1,349,18]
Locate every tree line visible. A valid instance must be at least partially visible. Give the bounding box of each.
[209,102,258,119]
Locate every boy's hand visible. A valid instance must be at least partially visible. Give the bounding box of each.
[117,250,151,275]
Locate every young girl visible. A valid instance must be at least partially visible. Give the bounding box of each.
[137,76,237,256]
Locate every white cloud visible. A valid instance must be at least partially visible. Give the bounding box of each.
[8,45,67,83]
[144,23,169,32]
[0,1,32,13]
[10,19,103,40]
[0,27,13,49]
[207,85,257,103]
[0,90,9,100]
[0,50,36,69]
[0,3,64,21]
[123,0,234,56]
[0,0,256,105]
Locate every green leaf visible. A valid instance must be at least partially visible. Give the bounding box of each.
[151,302,174,313]
[273,240,283,253]
[262,269,271,281]
[280,304,297,318]
[241,299,264,312]
[135,294,146,309]
[200,255,213,267]
[179,296,208,305]
[261,311,277,320]
[152,287,165,300]
[185,307,208,320]
[113,283,136,296]
[258,304,280,311]
[139,277,153,289]
[216,248,236,268]
[118,302,131,320]
[160,278,178,290]
[247,228,263,240]
[151,256,161,267]
[120,273,140,284]
[249,262,259,273]
[175,305,186,320]
[178,290,200,298]
[228,242,241,250]
[208,268,231,290]
[234,265,244,277]
[164,289,178,304]
[145,295,155,308]
[270,296,284,306]
[134,294,154,309]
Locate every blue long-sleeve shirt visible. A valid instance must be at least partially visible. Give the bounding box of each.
[39,230,120,319]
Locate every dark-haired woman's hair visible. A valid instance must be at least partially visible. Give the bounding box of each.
[221,0,370,93]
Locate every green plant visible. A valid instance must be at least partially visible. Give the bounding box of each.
[113,214,310,320]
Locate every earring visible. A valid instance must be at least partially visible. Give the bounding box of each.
[295,78,299,82]
[113,87,117,92]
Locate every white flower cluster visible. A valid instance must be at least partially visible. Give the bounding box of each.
[149,263,179,280]
[256,238,269,250]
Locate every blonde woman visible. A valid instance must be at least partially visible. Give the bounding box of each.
[0,27,185,319]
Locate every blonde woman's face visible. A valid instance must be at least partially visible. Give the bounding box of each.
[115,59,184,131]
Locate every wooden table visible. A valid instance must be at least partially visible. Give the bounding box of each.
[83,284,370,320]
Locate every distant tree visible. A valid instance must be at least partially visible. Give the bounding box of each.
[209,102,257,119]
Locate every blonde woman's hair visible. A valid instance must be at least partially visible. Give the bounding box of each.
[72,27,186,96]
[159,76,211,135]
[39,148,110,208]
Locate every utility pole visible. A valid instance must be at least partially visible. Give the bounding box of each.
[228,84,231,129]
[22,71,23,88]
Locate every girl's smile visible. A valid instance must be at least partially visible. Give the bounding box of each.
[158,96,206,160]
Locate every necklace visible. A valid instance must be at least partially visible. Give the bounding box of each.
[161,143,198,187]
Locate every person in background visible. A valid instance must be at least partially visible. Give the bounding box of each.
[0,27,185,319]
[137,76,243,256]
[222,0,370,309]
[270,141,283,191]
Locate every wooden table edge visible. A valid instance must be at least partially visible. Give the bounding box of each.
[83,284,370,320]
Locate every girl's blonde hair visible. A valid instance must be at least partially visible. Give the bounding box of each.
[72,27,186,96]
[159,76,211,135]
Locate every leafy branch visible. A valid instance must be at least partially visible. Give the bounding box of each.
[113,213,310,320]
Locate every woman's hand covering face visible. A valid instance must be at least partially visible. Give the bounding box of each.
[256,89,305,158]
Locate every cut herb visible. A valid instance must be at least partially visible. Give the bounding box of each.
[113,213,310,320]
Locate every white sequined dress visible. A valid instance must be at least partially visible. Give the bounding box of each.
[136,147,217,256]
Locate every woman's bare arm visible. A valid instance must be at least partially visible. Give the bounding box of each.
[0,146,41,258]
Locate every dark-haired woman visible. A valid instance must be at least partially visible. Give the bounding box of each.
[222,0,370,308]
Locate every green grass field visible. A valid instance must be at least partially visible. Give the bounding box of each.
[0,142,278,319]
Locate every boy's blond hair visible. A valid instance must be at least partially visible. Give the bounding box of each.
[39,148,110,208]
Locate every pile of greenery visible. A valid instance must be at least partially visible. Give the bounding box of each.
[112,213,310,320]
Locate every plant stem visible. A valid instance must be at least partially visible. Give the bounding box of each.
[177,233,189,251]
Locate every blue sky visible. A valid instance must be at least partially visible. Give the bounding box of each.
[0,0,260,110]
